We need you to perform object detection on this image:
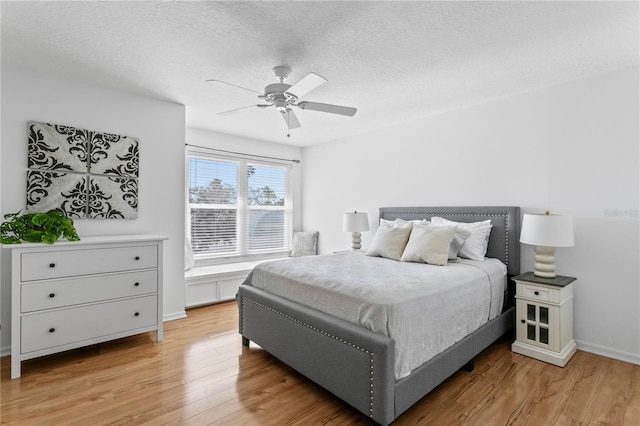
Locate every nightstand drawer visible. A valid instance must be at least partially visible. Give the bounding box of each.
[21,270,158,313]
[21,295,158,354]
[21,245,158,281]
[516,283,559,303]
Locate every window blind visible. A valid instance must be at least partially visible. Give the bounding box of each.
[187,151,291,260]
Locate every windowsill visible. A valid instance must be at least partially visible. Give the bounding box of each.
[184,258,285,279]
[192,251,291,267]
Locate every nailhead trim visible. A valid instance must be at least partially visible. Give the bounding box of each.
[241,212,514,421]
[242,296,376,417]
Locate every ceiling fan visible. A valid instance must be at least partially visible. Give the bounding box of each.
[207,66,357,136]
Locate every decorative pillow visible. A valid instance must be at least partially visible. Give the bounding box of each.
[290,231,319,257]
[400,223,457,266]
[366,222,412,261]
[431,217,492,261]
[430,223,472,259]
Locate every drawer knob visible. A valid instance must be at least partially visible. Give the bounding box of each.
[49,293,55,298]
[521,319,526,324]
[534,291,540,295]
[49,328,56,333]
[134,282,140,287]
[135,256,140,261]
[134,312,140,317]
[49,263,56,268]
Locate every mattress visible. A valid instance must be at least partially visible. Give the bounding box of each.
[244,251,507,379]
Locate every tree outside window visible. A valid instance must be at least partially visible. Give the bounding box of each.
[187,154,291,259]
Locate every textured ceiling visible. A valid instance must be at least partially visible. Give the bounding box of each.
[2,1,638,147]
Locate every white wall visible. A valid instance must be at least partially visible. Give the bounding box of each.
[1,67,187,354]
[302,66,640,364]
[2,65,636,366]
[185,127,303,235]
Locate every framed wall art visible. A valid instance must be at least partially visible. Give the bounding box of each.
[26,121,139,219]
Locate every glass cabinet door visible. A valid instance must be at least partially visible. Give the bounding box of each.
[518,299,551,348]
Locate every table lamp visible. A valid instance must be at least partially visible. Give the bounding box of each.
[343,211,369,250]
[520,211,574,278]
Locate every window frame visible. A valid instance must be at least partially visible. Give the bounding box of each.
[185,147,293,265]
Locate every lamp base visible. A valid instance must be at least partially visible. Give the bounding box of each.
[533,245,557,278]
[350,232,362,250]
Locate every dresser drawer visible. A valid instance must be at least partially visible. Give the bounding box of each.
[21,245,158,281]
[21,295,158,354]
[21,270,158,313]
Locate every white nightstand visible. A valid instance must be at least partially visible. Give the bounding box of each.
[511,271,577,367]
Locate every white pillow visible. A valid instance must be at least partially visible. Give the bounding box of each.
[379,218,424,227]
[430,223,472,259]
[290,231,319,257]
[366,222,412,261]
[400,223,457,266]
[184,238,195,271]
[448,227,472,259]
[431,217,492,261]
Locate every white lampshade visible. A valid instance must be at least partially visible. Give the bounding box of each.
[343,211,369,232]
[520,212,574,278]
[343,211,369,250]
[520,213,574,247]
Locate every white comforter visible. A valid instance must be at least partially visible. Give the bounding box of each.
[245,251,506,380]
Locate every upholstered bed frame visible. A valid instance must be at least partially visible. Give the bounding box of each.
[237,206,520,425]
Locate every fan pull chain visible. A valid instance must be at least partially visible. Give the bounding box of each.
[287,110,291,137]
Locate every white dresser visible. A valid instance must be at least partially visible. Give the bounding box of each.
[9,234,166,379]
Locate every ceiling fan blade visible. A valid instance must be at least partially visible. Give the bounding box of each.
[296,101,357,117]
[285,72,327,99]
[218,104,271,115]
[280,109,301,129]
[206,79,263,95]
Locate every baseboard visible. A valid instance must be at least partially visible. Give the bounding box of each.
[576,339,640,365]
[163,310,187,322]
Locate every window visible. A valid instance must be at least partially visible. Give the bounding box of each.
[186,149,292,262]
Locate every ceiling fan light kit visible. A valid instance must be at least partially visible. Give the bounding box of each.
[208,65,357,136]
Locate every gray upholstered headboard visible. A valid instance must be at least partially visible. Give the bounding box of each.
[379,206,521,278]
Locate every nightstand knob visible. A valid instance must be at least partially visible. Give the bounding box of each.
[135,256,140,261]
[49,263,56,268]
[134,282,140,287]
[49,328,55,333]
[134,312,140,317]
[49,293,55,298]
[521,319,526,324]
[534,291,540,295]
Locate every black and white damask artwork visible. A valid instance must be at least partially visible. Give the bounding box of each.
[89,132,139,178]
[27,171,88,218]
[88,176,138,219]
[26,121,139,219]
[27,123,87,172]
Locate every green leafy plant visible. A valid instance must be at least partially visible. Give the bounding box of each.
[0,209,80,244]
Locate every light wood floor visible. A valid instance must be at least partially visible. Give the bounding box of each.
[2,301,638,425]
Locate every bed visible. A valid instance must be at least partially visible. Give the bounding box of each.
[237,206,520,425]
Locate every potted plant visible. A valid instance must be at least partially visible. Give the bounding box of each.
[1,209,80,244]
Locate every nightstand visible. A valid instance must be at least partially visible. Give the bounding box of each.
[511,271,577,367]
